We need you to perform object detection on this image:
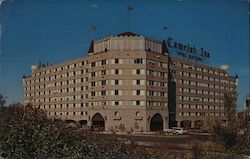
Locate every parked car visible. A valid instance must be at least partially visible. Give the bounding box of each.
[164,127,187,135]
[172,127,187,134]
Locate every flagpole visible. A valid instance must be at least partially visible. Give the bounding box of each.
[127,6,133,31]
[90,25,92,40]
[163,26,168,40]
[128,9,130,31]
[90,25,96,40]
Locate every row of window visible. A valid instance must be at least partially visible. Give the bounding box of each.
[25,72,88,85]
[35,100,167,109]
[48,111,88,116]
[180,79,235,90]
[88,101,167,107]
[147,80,166,87]
[179,72,233,84]
[179,88,224,97]
[39,103,88,109]
[90,58,166,67]
[146,70,167,77]
[147,91,167,97]
[178,104,223,110]
[34,61,87,77]
[178,112,224,117]
[171,62,228,77]
[91,59,121,67]
[88,100,145,106]
[26,89,167,99]
[178,96,223,103]
[25,79,147,91]
[147,60,168,68]
[26,68,168,86]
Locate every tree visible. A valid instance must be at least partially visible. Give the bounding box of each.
[236,115,250,155]
[207,91,250,157]
[0,94,6,108]
[0,102,150,158]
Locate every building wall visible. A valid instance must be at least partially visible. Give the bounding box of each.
[168,57,237,128]
[23,33,169,132]
[23,57,89,122]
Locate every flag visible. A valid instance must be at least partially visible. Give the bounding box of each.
[128,5,133,11]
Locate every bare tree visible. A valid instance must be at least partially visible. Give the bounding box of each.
[206,91,250,157]
[0,94,7,108]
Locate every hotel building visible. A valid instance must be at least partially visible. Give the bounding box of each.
[168,57,237,128]
[23,32,169,132]
[23,32,237,131]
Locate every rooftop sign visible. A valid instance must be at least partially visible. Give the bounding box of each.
[167,38,210,63]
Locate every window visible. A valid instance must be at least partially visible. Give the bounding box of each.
[101,60,106,65]
[91,91,95,96]
[91,82,95,87]
[149,91,153,96]
[115,101,119,105]
[101,90,106,96]
[101,80,106,86]
[115,80,119,85]
[136,69,140,75]
[115,69,119,74]
[160,92,164,97]
[160,82,164,87]
[149,80,154,86]
[115,59,119,64]
[101,70,106,75]
[91,62,95,67]
[136,90,140,95]
[136,101,140,106]
[160,72,164,77]
[149,70,154,75]
[115,90,119,95]
[134,58,143,64]
[136,80,140,85]
[91,72,96,77]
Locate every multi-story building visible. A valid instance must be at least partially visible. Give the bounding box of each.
[23,32,169,132]
[23,32,238,131]
[168,57,238,128]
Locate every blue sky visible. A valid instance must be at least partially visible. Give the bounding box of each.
[0,0,249,110]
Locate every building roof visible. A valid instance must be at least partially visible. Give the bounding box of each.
[88,40,94,53]
[117,32,139,36]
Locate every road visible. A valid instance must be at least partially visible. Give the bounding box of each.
[113,132,211,149]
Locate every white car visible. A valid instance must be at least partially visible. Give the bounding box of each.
[164,127,187,135]
[171,127,187,135]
